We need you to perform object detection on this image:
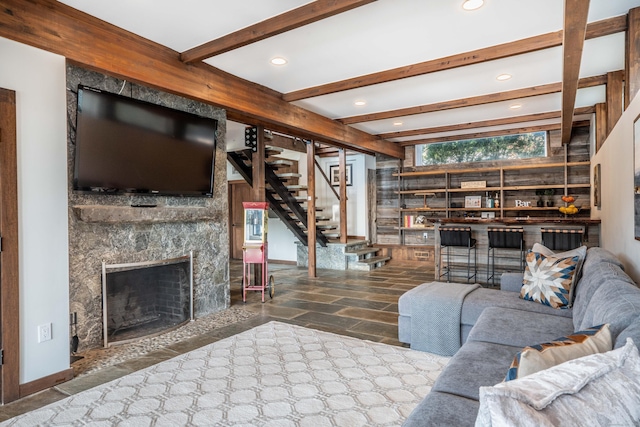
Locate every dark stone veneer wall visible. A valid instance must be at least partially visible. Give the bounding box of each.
[66,64,229,351]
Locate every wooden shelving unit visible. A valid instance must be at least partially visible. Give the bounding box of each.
[392,151,591,244]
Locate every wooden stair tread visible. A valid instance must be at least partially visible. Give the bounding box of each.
[302,225,337,230]
[286,184,308,190]
[357,256,391,265]
[346,248,380,256]
[276,173,302,178]
[267,159,293,167]
[265,146,284,154]
[292,215,331,222]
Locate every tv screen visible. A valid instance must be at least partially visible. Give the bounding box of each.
[73,85,217,197]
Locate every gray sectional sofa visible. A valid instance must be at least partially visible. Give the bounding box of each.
[398,247,640,426]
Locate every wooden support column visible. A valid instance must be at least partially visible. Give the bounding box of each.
[626,7,640,108]
[339,149,348,244]
[0,89,20,404]
[252,126,266,201]
[306,141,317,278]
[606,70,624,134]
[595,103,607,152]
[251,126,266,285]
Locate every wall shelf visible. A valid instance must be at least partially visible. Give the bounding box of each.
[72,205,217,224]
[393,148,591,245]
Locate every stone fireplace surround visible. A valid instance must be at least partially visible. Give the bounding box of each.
[66,64,230,351]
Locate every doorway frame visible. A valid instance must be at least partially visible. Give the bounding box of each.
[0,88,21,403]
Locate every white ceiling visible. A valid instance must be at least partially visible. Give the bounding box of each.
[58,0,640,146]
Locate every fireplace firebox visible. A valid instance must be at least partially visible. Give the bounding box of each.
[102,253,193,347]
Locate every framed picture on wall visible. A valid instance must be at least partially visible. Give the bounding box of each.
[594,163,601,210]
[329,164,352,186]
[635,114,640,240]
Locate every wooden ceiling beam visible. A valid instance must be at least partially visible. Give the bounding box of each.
[560,0,590,144]
[379,112,561,139]
[375,92,601,139]
[283,15,626,102]
[0,0,402,159]
[180,0,376,63]
[339,74,603,125]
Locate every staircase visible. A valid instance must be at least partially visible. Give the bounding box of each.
[344,242,391,271]
[227,147,337,247]
[228,135,388,271]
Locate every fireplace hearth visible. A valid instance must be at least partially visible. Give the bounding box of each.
[102,253,193,347]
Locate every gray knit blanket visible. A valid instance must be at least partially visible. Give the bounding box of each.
[410,281,480,356]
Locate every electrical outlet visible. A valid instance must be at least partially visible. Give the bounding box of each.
[38,323,52,343]
[423,232,429,239]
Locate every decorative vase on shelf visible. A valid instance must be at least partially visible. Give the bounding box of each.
[544,189,555,207]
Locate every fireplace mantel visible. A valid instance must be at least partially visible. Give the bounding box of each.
[72,205,217,224]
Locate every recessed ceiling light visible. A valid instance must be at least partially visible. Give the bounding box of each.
[510,104,522,110]
[354,100,366,106]
[393,121,403,126]
[270,57,287,66]
[462,0,484,11]
[496,73,512,81]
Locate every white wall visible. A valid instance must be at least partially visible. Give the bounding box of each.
[591,92,640,284]
[0,38,70,383]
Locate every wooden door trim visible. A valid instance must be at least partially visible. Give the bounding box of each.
[0,88,20,404]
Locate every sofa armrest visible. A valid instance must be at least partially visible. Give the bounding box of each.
[500,273,524,292]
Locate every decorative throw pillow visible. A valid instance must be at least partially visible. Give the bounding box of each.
[520,251,580,308]
[531,243,587,305]
[505,324,612,381]
[477,338,640,427]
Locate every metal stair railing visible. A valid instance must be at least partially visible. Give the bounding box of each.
[227,150,329,247]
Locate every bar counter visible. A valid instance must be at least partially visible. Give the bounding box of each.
[432,218,600,285]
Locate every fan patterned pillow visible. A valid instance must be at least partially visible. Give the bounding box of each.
[520,252,579,309]
[505,324,612,381]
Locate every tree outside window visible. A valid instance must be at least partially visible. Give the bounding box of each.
[415,132,547,166]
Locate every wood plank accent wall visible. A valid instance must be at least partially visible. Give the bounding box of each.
[607,70,625,134]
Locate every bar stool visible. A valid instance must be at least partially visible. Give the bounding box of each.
[487,227,525,286]
[439,226,477,283]
[541,227,584,251]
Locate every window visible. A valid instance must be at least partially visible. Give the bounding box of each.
[415,131,547,166]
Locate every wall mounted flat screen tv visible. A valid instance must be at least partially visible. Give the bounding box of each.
[73,85,217,197]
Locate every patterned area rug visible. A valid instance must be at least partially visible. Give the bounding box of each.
[2,322,449,426]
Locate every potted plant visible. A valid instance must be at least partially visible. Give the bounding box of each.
[535,189,545,207]
[544,189,555,207]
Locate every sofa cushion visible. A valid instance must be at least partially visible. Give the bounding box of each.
[578,277,640,343]
[505,324,612,381]
[572,259,635,330]
[467,307,574,349]
[461,288,572,331]
[616,315,640,349]
[403,391,479,427]
[520,251,580,309]
[476,339,640,427]
[432,341,521,401]
[581,247,625,274]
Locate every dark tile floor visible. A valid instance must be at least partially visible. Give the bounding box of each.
[0,260,434,422]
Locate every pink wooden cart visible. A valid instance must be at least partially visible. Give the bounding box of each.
[242,202,274,302]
